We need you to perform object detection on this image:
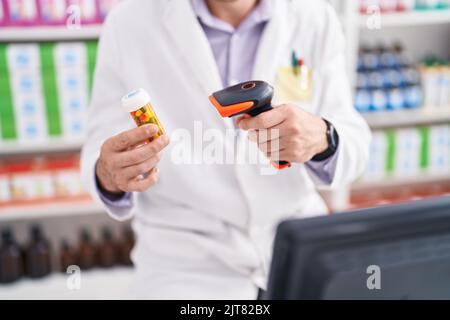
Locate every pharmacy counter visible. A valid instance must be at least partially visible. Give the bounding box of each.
[0,267,135,300]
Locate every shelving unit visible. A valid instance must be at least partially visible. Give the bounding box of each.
[358,9,450,28]
[0,0,448,299]
[0,2,449,215]
[339,4,450,83]
[331,1,450,209]
[363,107,450,129]
[0,139,84,156]
[0,23,102,221]
[353,172,450,191]
[0,25,102,42]
[0,200,105,222]
[0,4,129,298]
[0,267,134,300]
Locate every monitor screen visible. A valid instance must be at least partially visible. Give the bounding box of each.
[266,196,450,300]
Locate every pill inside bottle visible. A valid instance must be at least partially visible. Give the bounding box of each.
[121,88,165,142]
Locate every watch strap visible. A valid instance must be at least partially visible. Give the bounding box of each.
[311,119,339,162]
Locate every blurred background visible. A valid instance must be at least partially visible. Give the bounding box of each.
[0,0,449,299]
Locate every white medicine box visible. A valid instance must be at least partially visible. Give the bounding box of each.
[363,131,389,181]
[394,128,422,177]
[428,125,450,174]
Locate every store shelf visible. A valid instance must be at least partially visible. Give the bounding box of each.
[0,267,134,300]
[359,9,450,28]
[0,139,84,156]
[0,201,105,221]
[352,172,450,191]
[0,25,102,42]
[363,107,450,129]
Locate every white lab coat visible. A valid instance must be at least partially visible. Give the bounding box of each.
[81,0,371,299]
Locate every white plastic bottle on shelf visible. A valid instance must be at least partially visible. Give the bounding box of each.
[438,64,450,107]
[54,169,85,197]
[10,171,55,202]
[421,65,441,108]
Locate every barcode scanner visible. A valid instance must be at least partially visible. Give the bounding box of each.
[209,81,291,170]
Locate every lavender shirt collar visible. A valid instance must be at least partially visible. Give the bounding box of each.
[191,0,272,33]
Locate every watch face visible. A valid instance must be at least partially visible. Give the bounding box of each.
[329,123,338,151]
[324,120,338,152]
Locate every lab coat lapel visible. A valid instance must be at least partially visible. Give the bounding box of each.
[252,0,293,82]
[162,0,223,95]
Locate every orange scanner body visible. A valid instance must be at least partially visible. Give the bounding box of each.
[209,81,291,170]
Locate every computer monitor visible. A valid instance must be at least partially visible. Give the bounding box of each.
[266,196,450,300]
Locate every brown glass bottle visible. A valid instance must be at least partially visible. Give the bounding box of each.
[25,225,52,279]
[60,240,78,273]
[98,228,117,268]
[117,227,134,266]
[77,229,97,270]
[0,229,24,284]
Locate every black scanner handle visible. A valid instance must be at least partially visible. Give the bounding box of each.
[246,104,291,169]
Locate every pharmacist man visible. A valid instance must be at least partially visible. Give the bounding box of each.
[81,0,371,299]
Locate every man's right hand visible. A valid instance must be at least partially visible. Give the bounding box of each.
[96,124,170,195]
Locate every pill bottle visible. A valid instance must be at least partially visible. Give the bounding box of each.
[122,88,165,142]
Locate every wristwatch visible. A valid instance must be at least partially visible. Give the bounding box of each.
[311,119,339,162]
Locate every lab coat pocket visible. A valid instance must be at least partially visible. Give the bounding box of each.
[274,65,313,104]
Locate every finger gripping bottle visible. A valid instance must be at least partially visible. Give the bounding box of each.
[122,88,165,142]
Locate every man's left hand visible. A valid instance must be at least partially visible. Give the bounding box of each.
[237,104,329,164]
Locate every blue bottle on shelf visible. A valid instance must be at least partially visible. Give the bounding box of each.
[355,89,372,113]
[404,85,423,109]
[387,88,405,111]
[370,89,388,112]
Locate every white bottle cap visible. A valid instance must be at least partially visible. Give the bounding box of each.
[121,88,151,112]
